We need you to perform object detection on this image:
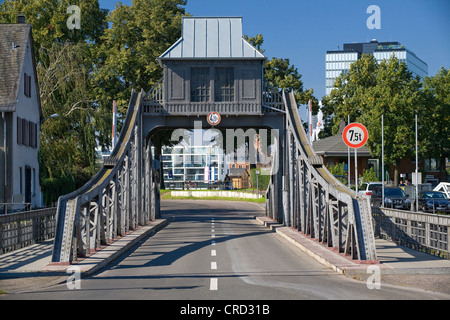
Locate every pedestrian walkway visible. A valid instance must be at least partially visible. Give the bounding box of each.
[0,218,170,294]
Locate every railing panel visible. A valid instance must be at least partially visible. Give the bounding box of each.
[372,206,450,259]
[0,208,57,255]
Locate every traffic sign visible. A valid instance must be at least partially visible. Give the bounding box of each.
[207,112,221,126]
[342,123,368,149]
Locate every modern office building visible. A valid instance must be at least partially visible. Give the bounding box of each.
[160,144,225,188]
[325,39,428,95]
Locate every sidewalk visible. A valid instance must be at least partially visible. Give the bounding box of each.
[0,218,170,294]
[255,216,450,296]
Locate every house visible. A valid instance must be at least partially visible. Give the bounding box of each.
[0,21,42,210]
[229,168,250,189]
[312,122,376,183]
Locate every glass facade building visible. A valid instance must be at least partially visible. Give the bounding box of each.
[325,40,428,95]
[160,145,225,186]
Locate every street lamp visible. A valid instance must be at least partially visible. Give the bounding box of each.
[40,113,59,124]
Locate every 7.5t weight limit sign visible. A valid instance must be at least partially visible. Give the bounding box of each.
[342,123,368,149]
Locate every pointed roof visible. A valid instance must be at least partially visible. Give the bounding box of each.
[312,134,372,157]
[0,23,41,116]
[159,17,266,60]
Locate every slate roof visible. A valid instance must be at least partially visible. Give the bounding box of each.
[229,168,249,178]
[159,17,266,60]
[312,134,372,157]
[0,23,41,115]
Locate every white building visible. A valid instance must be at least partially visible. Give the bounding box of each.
[325,40,428,95]
[0,21,42,210]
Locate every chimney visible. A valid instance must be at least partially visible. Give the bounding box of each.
[17,14,26,24]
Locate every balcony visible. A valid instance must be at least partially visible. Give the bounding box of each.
[143,79,284,116]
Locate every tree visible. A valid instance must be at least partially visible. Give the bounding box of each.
[0,0,108,57]
[93,0,186,114]
[422,67,450,181]
[323,55,426,185]
[244,34,319,113]
[322,54,427,185]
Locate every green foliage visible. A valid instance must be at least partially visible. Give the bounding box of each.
[359,167,378,184]
[326,163,348,185]
[1,0,188,205]
[321,54,448,184]
[250,169,271,191]
[244,34,319,113]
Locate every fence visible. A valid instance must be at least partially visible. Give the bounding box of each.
[0,207,57,255]
[372,206,450,259]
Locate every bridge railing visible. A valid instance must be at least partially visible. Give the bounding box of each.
[265,91,377,261]
[0,207,56,255]
[51,90,159,264]
[142,78,285,115]
[372,206,450,259]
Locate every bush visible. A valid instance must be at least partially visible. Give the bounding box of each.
[250,168,271,191]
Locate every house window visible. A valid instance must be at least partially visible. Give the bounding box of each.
[17,117,22,144]
[24,73,31,98]
[190,67,210,102]
[22,119,29,146]
[19,167,23,195]
[215,68,234,102]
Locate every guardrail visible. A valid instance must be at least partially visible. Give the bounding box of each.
[372,206,450,259]
[0,207,57,255]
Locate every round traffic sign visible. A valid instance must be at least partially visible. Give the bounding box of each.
[342,123,368,149]
[207,112,221,126]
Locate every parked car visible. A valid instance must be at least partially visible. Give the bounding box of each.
[358,182,383,198]
[371,186,411,210]
[418,191,450,213]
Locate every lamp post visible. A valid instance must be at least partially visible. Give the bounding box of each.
[40,113,59,125]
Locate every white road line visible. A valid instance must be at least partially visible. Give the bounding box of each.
[211,262,217,270]
[210,278,218,290]
[211,249,216,256]
[211,234,215,238]
[211,240,215,245]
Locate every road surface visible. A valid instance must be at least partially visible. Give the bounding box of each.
[1,200,447,301]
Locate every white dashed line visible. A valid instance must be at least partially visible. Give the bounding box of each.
[211,249,216,256]
[210,278,218,290]
[211,261,217,270]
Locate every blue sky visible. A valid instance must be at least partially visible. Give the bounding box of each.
[98,0,449,113]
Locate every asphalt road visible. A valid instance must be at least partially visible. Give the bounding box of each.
[1,200,447,301]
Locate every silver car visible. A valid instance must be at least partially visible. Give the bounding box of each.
[358,182,383,198]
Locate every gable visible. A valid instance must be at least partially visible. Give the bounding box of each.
[0,24,41,117]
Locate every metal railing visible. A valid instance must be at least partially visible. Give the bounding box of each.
[0,207,57,255]
[372,206,450,259]
[264,91,377,260]
[0,203,32,215]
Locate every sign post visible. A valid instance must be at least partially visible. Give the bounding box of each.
[342,123,369,195]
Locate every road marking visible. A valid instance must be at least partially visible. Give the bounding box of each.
[211,249,216,256]
[211,240,215,245]
[210,278,218,290]
[211,262,217,269]
[211,234,215,238]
